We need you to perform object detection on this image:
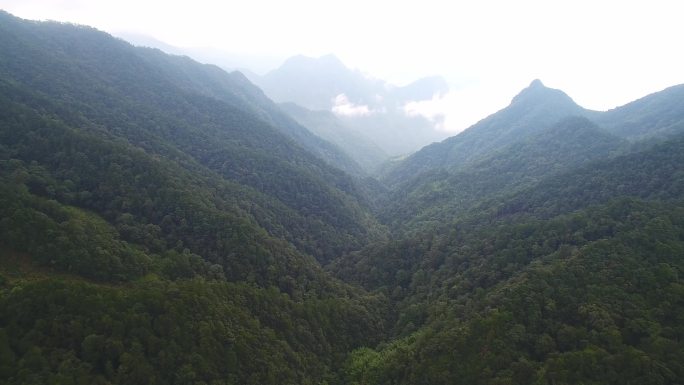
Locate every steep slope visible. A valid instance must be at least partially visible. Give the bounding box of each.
[334,118,684,309]
[595,83,684,140]
[384,79,592,184]
[494,134,684,220]
[3,11,684,385]
[0,12,389,384]
[0,12,383,264]
[0,89,321,284]
[279,102,389,173]
[134,49,365,175]
[333,134,684,385]
[380,116,626,229]
[342,199,684,385]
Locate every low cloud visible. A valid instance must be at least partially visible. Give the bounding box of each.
[332,94,372,117]
[403,94,448,130]
[403,84,512,134]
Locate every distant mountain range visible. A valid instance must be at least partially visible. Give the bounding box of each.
[330,75,684,385]
[253,54,449,111]
[252,54,449,157]
[378,78,684,233]
[112,33,452,162]
[383,79,684,185]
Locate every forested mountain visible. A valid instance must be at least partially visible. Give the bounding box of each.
[2,10,684,385]
[332,133,684,385]
[326,77,684,384]
[380,116,627,230]
[253,54,449,156]
[0,11,390,384]
[0,11,385,265]
[594,84,684,140]
[136,55,368,176]
[384,80,684,187]
[382,79,593,185]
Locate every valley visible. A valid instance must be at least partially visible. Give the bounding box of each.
[0,11,683,385]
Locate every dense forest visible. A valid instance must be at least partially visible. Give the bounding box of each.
[1,11,683,385]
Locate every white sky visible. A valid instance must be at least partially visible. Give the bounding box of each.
[2,0,683,133]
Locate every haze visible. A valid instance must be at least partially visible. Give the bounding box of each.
[3,0,682,133]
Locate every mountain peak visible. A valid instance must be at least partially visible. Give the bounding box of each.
[520,79,549,95]
[529,78,545,88]
[511,78,576,108]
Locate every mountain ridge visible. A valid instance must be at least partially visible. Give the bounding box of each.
[253,53,450,157]
[595,83,684,140]
[0,11,384,265]
[379,116,626,230]
[2,10,684,385]
[382,78,592,184]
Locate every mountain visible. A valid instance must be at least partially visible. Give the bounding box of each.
[279,102,389,173]
[3,10,684,385]
[385,80,684,188]
[257,55,449,111]
[330,81,684,384]
[119,45,365,176]
[383,79,593,184]
[332,133,684,385]
[258,54,378,111]
[112,31,185,55]
[253,54,450,156]
[380,116,626,230]
[0,11,385,265]
[595,83,684,140]
[0,11,390,384]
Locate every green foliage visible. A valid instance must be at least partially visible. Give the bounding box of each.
[2,10,684,385]
[0,10,384,266]
[340,199,684,384]
[0,278,385,385]
[494,135,684,220]
[380,116,626,230]
[333,127,684,384]
[596,84,684,140]
[0,181,152,281]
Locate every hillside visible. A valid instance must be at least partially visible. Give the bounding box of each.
[2,10,684,385]
[0,12,393,384]
[0,11,385,265]
[380,116,627,230]
[595,84,684,140]
[332,133,684,385]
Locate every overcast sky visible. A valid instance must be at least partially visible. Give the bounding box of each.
[2,0,683,133]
